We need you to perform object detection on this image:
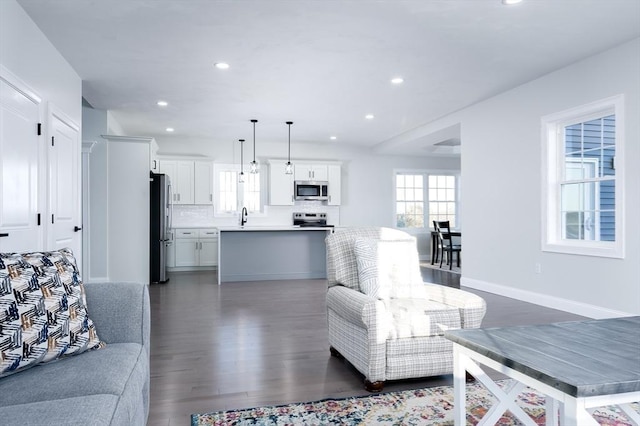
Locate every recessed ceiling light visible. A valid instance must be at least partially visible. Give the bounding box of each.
[157,100,168,107]
[502,0,522,4]
[214,62,230,70]
[166,127,174,132]
[330,136,337,140]
[391,77,404,84]
[365,114,374,120]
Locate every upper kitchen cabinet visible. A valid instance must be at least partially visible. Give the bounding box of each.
[150,139,159,172]
[327,164,341,206]
[159,159,213,205]
[269,161,294,206]
[294,164,328,181]
[268,159,341,206]
[194,161,213,204]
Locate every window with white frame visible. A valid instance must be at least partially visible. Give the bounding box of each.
[395,172,459,229]
[214,164,261,215]
[542,95,624,258]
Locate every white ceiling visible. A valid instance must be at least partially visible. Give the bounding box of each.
[16,0,640,156]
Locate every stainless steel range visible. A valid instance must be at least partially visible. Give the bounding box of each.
[293,212,332,227]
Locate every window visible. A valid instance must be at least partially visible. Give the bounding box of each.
[214,164,262,215]
[395,172,459,229]
[542,95,624,258]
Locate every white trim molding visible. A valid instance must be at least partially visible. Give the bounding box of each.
[540,94,625,259]
[461,277,633,319]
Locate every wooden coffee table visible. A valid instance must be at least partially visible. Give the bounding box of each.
[445,317,640,426]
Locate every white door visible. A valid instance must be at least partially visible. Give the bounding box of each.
[194,161,213,204]
[48,107,81,259]
[0,76,42,252]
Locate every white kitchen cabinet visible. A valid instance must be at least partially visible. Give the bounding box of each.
[198,229,219,267]
[294,164,328,181]
[327,164,341,205]
[175,161,194,204]
[194,161,213,204]
[159,159,212,205]
[160,160,193,204]
[269,161,294,205]
[174,228,218,267]
[150,139,159,172]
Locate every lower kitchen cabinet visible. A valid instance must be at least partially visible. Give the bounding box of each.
[173,228,218,268]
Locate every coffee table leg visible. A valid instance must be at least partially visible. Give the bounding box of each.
[452,345,466,426]
[545,397,559,426]
[563,397,600,426]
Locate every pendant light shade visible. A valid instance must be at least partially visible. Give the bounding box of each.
[285,121,293,175]
[249,119,259,174]
[238,139,245,183]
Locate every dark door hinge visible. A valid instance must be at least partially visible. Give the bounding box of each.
[37,213,41,226]
[51,214,55,224]
[37,123,42,135]
[51,136,55,147]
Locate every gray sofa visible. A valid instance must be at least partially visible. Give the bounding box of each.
[0,281,150,426]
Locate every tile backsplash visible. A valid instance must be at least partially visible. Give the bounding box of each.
[171,204,340,228]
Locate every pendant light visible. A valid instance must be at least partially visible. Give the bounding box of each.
[249,119,259,174]
[238,139,245,183]
[285,121,293,175]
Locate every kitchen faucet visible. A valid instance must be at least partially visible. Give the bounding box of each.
[241,207,248,226]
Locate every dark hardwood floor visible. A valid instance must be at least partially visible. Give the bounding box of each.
[147,269,586,425]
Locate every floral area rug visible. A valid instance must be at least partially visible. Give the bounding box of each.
[191,380,639,425]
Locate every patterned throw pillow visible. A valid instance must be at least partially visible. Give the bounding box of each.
[0,248,104,378]
[354,238,427,300]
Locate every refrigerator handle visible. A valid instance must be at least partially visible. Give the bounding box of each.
[168,183,174,230]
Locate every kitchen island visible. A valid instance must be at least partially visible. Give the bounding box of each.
[216,226,333,285]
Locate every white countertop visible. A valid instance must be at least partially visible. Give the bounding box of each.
[217,225,334,232]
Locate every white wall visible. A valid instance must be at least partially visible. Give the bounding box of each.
[413,38,640,317]
[0,0,81,124]
[82,106,109,281]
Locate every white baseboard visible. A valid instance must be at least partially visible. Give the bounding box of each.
[461,277,633,319]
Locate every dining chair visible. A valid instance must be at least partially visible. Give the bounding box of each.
[433,220,461,270]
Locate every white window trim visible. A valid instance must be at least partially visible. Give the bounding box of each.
[541,94,625,258]
[393,168,461,234]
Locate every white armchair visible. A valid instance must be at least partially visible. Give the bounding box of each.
[326,227,486,391]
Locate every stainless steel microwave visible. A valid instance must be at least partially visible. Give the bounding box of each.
[294,180,329,201]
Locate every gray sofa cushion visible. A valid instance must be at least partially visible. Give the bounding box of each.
[0,394,120,426]
[0,342,147,423]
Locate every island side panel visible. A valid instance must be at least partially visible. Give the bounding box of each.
[219,230,328,283]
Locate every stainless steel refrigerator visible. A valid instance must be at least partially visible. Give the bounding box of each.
[150,172,172,283]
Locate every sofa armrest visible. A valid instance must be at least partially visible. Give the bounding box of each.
[327,285,385,329]
[424,283,487,329]
[84,281,150,350]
